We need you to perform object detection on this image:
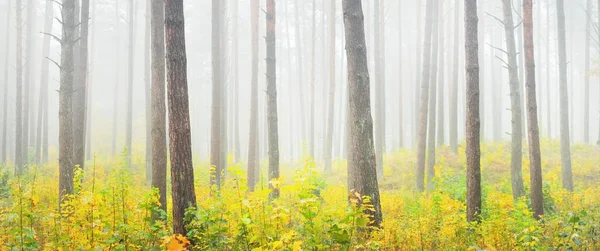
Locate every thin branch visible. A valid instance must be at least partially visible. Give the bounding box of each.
[486,42,509,55]
[494,55,510,68]
[46,57,61,70]
[485,11,505,26]
[41,32,62,44]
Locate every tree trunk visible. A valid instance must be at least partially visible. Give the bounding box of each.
[151,0,167,215]
[59,0,76,203]
[165,0,197,235]
[2,0,11,164]
[233,0,241,163]
[126,0,135,167]
[210,0,224,190]
[436,0,445,147]
[86,0,96,161]
[324,0,335,173]
[478,0,485,142]
[426,0,440,192]
[36,0,54,166]
[247,0,260,191]
[343,0,383,228]
[144,0,152,183]
[415,0,435,192]
[266,0,280,199]
[555,0,573,191]
[398,1,404,149]
[501,0,524,201]
[546,3,551,139]
[294,0,306,147]
[74,0,90,171]
[112,0,120,157]
[450,0,459,153]
[14,0,23,174]
[23,0,36,166]
[309,0,316,158]
[465,0,481,223]
[414,0,423,149]
[523,0,544,219]
[373,0,384,179]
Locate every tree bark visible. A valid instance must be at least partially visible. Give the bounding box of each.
[210,0,224,190]
[14,0,23,174]
[555,0,573,191]
[414,0,423,148]
[343,0,383,228]
[2,0,11,164]
[416,0,435,192]
[398,1,404,149]
[465,0,481,223]
[501,0,525,201]
[450,0,459,153]
[324,0,335,173]
[74,0,90,171]
[165,0,197,235]
[151,0,167,215]
[144,0,152,183]
[36,0,54,166]
[112,0,120,157]
[85,0,96,161]
[426,0,440,192]
[266,0,280,199]
[523,0,544,219]
[309,0,316,158]
[478,0,485,141]
[233,0,241,163]
[373,0,384,179]
[436,0,445,147]
[294,0,306,146]
[23,0,37,166]
[59,0,76,203]
[247,0,260,191]
[125,0,135,167]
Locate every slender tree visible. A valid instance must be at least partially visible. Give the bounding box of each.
[59,0,76,202]
[145,0,152,182]
[210,0,224,190]
[2,0,11,164]
[478,0,485,141]
[266,0,280,199]
[165,0,197,235]
[555,0,573,191]
[523,0,544,219]
[233,0,241,163]
[450,0,459,153]
[500,0,525,200]
[74,0,90,171]
[415,0,423,147]
[436,0,445,147]
[151,0,167,214]
[247,0,260,191]
[294,0,306,146]
[416,0,435,192]
[324,0,335,173]
[343,0,383,228]
[373,0,384,178]
[23,0,36,164]
[125,0,135,166]
[584,0,591,143]
[35,0,54,166]
[112,0,120,157]
[426,0,440,192]
[14,0,23,174]
[398,1,404,148]
[85,0,95,161]
[465,0,481,222]
[309,0,316,158]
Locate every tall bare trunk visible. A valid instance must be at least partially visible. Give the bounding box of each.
[465,0,481,222]
[426,0,440,192]
[112,0,120,157]
[23,0,36,166]
[414,0,423,148]
[523,0,544,219]
[324,0,335,173]
[165,0,197,235]
[266,0,280,199]
[14,0,23,174]
[151,0,167,214]
[501,0,525,201]
[210,0,223,190]
[343,0,383,228]
[74,0,90,171]
[59,0,76,203]
[36,0,54,166]
[398,1,404,148]
[436,0,445,147]
[294,0,306,147]
[309,0,316,158]
[125,0,135,166]
[233,0,240,163]
[416,0,435,192]
[478,0,485,141]
[2,0,11,164]
[86,0,96,161]
[450,0,459,153]
[373,0,384,179]
[555,0,573,191]
[144,0,152,182]
[247,0,260,191]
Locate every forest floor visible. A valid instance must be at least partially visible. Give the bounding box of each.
[1,139,600,250]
